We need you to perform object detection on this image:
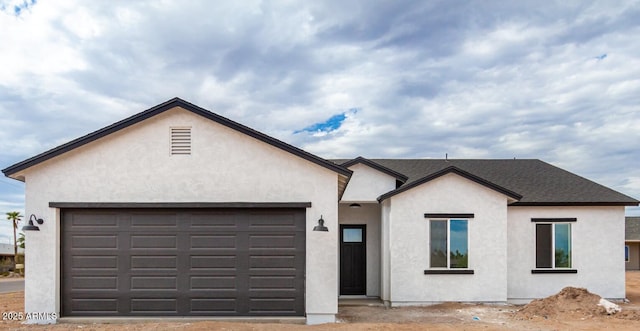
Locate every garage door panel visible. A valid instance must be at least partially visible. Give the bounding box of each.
[130,298,177,313]
[62,208,305,317]
[190,276,236,290]
[71,276,119,290]
[190,235,236,249]
[70,298,119,314]
[189,212,238,228]
[190,255,237,270]
[72,235,118,249]
[71,255,119,269]
[250,234,296,249]
[249,298,297,313]
[68,213,119,227]
[190,298,237,313]
[130,214,178,228]
[130,235,177,249]
[130,276,177,290]
[130,255,177,269]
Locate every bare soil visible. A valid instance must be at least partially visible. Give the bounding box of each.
[1,271,640,330]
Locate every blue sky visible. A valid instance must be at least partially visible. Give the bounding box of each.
[1,1,639,243]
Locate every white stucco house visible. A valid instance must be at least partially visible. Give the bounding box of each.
[3,98,638,324]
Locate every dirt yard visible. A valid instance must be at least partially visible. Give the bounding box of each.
[1,272,640,330]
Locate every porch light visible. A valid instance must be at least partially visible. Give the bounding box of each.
[349,203,361,208]
[313,215,328,232]
[22,214,44,231]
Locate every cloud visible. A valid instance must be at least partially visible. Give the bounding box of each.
[1,0,639,216]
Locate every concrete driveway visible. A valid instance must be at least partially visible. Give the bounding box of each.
[0,278,24,293]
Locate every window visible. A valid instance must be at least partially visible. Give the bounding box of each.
[430,219,468,268]
[535,223,572,268]
[626,245,630,262]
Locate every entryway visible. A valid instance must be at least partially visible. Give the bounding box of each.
[340,225,366,295]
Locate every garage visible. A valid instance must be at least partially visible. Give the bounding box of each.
[61,207,306,317]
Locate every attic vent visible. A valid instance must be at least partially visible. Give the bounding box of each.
[171,127,191,155]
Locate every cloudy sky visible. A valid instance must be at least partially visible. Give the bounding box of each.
[1,0,639,243]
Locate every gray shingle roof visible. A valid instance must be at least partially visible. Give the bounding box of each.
[333,158,639,205]
[627,217,640,241]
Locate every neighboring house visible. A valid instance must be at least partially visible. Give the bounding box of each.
[2,98,638,324]
[0,243,25,272]
[626,217,640,270]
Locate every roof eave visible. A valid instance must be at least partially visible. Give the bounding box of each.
[510,201,639,207]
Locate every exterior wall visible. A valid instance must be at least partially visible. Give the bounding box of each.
[507,206,626,302]
[625,242,640,270]
[385,173,510,304]
[338,203,381,297]
[380,199,391,304]
[341,163,397,202]
[21,107,340,324]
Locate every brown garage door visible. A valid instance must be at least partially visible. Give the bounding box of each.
[61,208,305,316]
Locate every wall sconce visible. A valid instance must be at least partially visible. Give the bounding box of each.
[313,215,328,232]
[349,203,361,208]
[22,214,44,231]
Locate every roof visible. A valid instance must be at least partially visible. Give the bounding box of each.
[627,217,640,241]
[333,158,639,206]
[2,98,352,180]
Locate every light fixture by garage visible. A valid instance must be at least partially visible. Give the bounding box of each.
[22,214,44,231]
[313,215,328,231]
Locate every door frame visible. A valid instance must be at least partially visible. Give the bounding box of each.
[339,224,366,295]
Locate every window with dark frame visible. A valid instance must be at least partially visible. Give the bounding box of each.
[626,245,630,262]
[429,219,469,269]
[535,223,572,269]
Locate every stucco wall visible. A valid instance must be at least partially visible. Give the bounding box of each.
[627,242,640,270]
[21,107,340,323]
[341,163,397,202]
[380,199,391,303]
[507,206,626,301]
[338,203,381,297]
[385,173,510,304]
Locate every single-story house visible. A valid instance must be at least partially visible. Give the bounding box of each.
[3,98,638,324]
[626,217,640,270]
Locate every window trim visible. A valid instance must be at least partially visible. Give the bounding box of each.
[427,217,472,272]
[532,220,574,273]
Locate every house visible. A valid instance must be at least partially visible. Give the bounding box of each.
[626,217,640,270]
[2,98,638,324]
[0,243,25,273]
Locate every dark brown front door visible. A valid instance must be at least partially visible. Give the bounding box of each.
[340,225,366,295]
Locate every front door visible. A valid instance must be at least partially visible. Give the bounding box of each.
[340,225,366,295]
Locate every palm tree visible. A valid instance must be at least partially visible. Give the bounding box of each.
[6,212,22,267]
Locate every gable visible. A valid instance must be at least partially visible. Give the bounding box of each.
[18,107,345,203]
[3,98,351,186]
[341,163,399,202]
[378,166,522,202]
